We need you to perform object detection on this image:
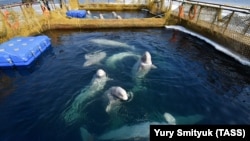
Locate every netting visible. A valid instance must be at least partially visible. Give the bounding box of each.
[0,0,249,58]
[1,3,44,42]
[0,0,168,43]
[171,0,250,58]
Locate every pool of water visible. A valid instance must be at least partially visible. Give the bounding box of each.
[85,10,154,19]
[0,27,250,141]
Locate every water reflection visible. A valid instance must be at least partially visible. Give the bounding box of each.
[167,29,250,111]
[0,71,15,102]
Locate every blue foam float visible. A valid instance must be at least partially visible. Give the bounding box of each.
[66,10,87,18]
[0,35,51,67]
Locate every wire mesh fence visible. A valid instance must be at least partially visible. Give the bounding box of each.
[0,0,250,58]
[0,0,69,42]
[0,0,166,43]
[171,0,250,57]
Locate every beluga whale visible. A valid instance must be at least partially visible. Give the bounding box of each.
[79,111,204,141]
[104,86,132,113]
[132,51,157,79]
[80,112,176,141]
[83,50,106,67]
[62,69,111,125]
[89,38,134,49]
[96,112,204,140]
[105,51,140,70]
[131,51,157,92]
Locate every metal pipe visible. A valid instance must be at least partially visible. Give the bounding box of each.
[173,0,250,14]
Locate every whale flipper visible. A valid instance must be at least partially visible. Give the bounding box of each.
[151,64,157,69]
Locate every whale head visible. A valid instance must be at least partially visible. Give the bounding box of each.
[141,51,152,65]
[96,69,106,79]
[105,86,130,113]
[109,86,128,101]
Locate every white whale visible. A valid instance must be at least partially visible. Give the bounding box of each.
[80,112,203,141]
[83,50,106,67]
[105,86,131,113]
[98,121,163,140]
[63,69,111,124]
[106,52,140,69]
[132,51,157,79]
[97,113,203,140]
[79,112,175,141]
[89,38,134,49]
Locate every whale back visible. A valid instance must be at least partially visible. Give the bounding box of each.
[83,51,106,67]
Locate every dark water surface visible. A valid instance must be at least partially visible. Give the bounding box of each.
[0,28,250,141]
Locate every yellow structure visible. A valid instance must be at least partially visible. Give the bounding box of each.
[0,0,249,59]
[69,0,79,10]
[0,0,169,43]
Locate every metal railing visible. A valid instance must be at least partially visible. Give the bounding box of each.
[171,0,250,43]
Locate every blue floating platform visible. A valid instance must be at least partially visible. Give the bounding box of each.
[0,35,51,67]
[66,10,87,18]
